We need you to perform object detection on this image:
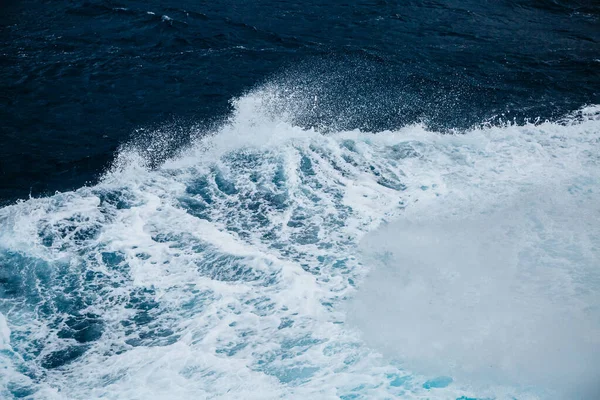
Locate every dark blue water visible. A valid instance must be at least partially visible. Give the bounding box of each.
[1,0,598,203]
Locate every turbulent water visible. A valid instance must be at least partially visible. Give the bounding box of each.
[2,0,599,201]
[1,85,599,399]
[2,0,600,399]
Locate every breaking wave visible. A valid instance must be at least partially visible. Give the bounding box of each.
[1,85,599,399]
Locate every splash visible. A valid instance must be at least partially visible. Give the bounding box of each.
[349,191,600,398]
[1,85,599,399]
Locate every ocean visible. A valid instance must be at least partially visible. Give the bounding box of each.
[1,1,599,399]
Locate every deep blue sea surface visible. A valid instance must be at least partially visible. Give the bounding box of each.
[1,1,599,399]
[2,0,599,202]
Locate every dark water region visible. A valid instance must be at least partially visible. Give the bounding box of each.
[1,0,598,203]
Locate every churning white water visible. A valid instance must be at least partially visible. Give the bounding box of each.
[1,87,599,399]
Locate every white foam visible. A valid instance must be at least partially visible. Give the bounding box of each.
[0,313,10,350]
[0,85,598,399]
[346,111,600,399]
[349,194,600,397]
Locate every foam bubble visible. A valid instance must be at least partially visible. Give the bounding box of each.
[0,313,10,350]
[347,110,600,399]
[349,193,600,397]
[0,84,599,399]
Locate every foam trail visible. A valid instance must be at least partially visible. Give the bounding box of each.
[0,85,599,399]
[349,191,600,398]
[347,107,600,399]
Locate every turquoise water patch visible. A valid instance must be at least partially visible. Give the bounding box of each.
[423,376,453,389]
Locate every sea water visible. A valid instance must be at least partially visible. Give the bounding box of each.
[1,85,598,399]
